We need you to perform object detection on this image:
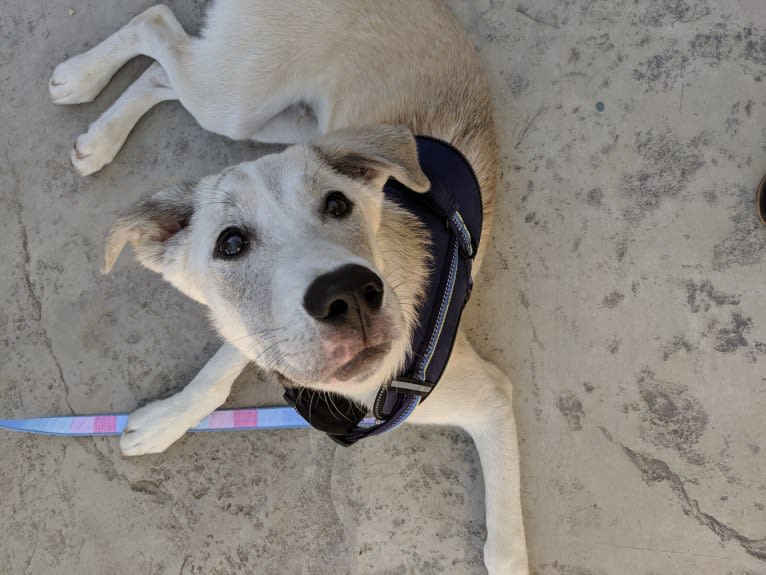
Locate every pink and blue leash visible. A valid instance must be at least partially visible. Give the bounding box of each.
[0,406,377,437]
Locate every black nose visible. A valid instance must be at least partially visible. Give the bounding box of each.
[303,264,384,322]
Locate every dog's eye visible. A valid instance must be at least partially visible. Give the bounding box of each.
[216,227,249,258]
[324,191,352,218]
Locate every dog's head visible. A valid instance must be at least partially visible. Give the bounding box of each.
[104,125,431,397]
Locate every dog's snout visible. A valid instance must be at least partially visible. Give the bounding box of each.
[303,264,384,321]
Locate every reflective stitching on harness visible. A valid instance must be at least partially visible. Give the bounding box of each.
[385,396,420,432]
[415,240,460,381]
[365,395,420,438]
[372,388,387,419]
[450,211,473,257]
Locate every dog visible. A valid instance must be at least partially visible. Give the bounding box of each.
[49,2,529,573]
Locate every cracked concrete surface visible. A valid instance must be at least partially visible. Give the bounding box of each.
[1,1,765,573]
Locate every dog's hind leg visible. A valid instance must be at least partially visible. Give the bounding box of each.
[407,331,530,575]
[70,63,176,176]
[120,343,250,456]
[50,5,189,105]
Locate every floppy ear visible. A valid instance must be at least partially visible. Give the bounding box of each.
[103,183,195,275]
[312,124,430,192]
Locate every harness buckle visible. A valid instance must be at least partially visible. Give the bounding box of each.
[390,377,435,398]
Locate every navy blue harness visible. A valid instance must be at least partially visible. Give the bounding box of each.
[284,136,482,446]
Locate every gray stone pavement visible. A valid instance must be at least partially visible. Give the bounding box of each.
[1,1,765,573]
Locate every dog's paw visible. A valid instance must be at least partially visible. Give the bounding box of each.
[49,54,112,105]
[484,540,529,575]
[120,397,197,457]
[70,124,123,176]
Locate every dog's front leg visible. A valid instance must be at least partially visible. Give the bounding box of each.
[120,343,249,456]
[467,396,529,575]
[71,62,176,176]
[408,332,529,575]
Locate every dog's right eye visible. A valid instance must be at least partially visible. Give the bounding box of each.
[324,191,352,218]
[216,227,249,258]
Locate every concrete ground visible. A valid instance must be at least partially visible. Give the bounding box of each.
[1,0,765,573]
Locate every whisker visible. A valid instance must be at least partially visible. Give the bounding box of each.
[226,324,289,345]
[251,337,289,365]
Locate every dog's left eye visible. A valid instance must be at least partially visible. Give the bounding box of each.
[324,191,352,218]
[216,227,249,258]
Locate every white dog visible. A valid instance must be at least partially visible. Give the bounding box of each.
[50,2,528,573]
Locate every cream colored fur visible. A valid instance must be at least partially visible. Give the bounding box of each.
[50,2,528,573]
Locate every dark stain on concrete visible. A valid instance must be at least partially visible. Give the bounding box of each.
[636,369,708,464]
[622,401,641,414]
[130,480,172,504]
[632,49,688,91]
[622,130,705,222]
[607,338,620,354]
[745,31,766,65]
[557,391,584,431]
[602,291,624,308]
[581,32,614,52]
[637,0,710,27]
[685,279,740,313]
[703,188,718,205]
[690,24,738,61]
[616,238,628,262]
[690,24,766,70]
[720,464,746,489]
[586,187,603,207]
[725,101,743,136]
[503,70,530,97]
[520,180,534,208]
[714,312,752,353]
[524,211,540,227]
[661,336,696,360]
[470,5,513,45]
[712,184,766,270]
[743,339,766,364]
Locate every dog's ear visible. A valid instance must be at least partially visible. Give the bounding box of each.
[312,124,430,192]
[103,183,195,275]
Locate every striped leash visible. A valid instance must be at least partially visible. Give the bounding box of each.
[0,406,378,437]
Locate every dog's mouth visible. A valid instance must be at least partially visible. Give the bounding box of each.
[331,341,391,381]
[274,341,391,387]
